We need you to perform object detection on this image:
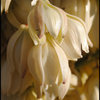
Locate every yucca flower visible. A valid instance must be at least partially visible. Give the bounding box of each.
[1,0,96,100]
[54,0,99,49]
[54,0,96,32]
[1,25,71,100]
[29,0,92,56]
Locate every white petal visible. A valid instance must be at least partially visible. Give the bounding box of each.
[61,13,92,60]
[60,0,96,34]
[20,70,34,94]
[28,44,46,97]
[43,42,61,85]
[55,7,68,37]
[28,4,46,45]
[42,3,61,38]
[6,26,30,95]
[61,31,82,61]
[47,38,71,99]
[14,30,33,77]
[7,27,24,74]
[52,40,71,85]
[67,14,90,53]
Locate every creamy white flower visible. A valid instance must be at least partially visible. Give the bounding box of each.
[60,0,96,32]
[1,0,95,100]
[58,0,98,49]
[61,13,93,61]
[1,25,34,95]
[28,34,71,99]
[28,0,93,61]
[28,0,68,45]
[1,25,71,100]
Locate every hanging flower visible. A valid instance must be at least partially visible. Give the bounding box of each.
[1,0,96,100]
[28,0,93,60]
[1,25,71,100]
[57,0,99,49]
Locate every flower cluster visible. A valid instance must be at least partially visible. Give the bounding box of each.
[1,0,99,100]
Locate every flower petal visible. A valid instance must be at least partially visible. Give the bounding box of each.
[14,29,33,77]
[43,42,61,85]
[28,3,46,45]
[46,37,71,99]
[61,13,92,60]
[28,44,46,97]
[7,26,25,74]
[42,1,61,38]
[67,14,92,52]
[20,70,34,94]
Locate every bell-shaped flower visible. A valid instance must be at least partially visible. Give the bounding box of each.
[60,13,93,61]
[27,34,71,99]
[28,0,93,61]
[1,0,95,100]
[59,0,96,33]
[1,25,71,100]
[1,25,34,95]
[28,0,68,45]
